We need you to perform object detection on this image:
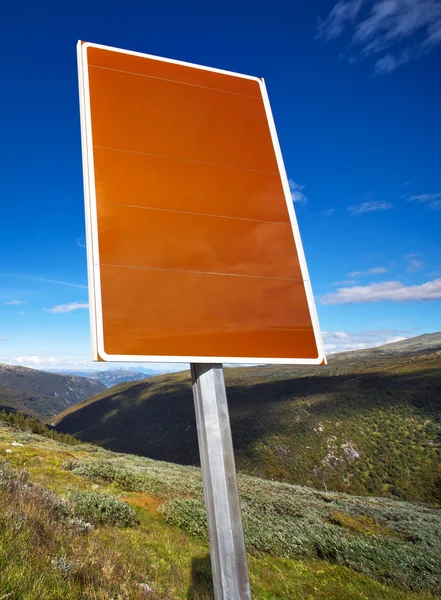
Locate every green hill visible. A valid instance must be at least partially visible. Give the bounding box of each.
[54,334,441,505]
[0,363,106,419]
[0,417,440,599]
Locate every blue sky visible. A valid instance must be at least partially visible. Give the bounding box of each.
[0,0,440,371]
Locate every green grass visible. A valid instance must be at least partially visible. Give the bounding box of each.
[1,422,440,599]
[54,348,441,504]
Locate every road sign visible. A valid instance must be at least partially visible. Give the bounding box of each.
[78,41,327,600]
[77,41,325,365]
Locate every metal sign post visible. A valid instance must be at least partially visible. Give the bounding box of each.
[191,363,252,600]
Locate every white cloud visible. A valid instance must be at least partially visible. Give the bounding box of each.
[19,311,25,316]
[4,300,27,305]
[405,254,425,272]
[0,354,185,374]
[332,279,358,286]
[408,191,441,210]
[289,179,308,203]
[317,0,441,74]
[348,267,388,276]
[320,278,441,304]
[322,328,413,353]
[76,237,86,249]
[317,0,366,39]
[408,192,441,202]
[45,302,89,314]
[374,53,397,74]
[347,201,393,215]
[0,355,98,370]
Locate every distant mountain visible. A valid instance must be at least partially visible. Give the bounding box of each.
[76,369,152,388]
[59,369,156,388]
[0,363,106,419]
[54,332,441,504]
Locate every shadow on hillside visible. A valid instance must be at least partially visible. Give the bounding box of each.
[187,555,213,599]
[55,366,441,467]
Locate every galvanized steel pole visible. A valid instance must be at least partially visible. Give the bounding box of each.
[191,363,252,600]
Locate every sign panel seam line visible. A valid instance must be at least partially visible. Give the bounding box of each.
[97,262,307,282]
[89,64,262,100]
[96,201,291,226]
[93,145,279,176]
[83,41,262,84]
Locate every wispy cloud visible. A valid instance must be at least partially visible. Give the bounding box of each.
[408,191,441,210]
[321,278,441,304]
[347,201,393,215]
[317,0,441,74]
[45,302,89,314]
[289,179,308,203]
[373,50,414,75]
[0,338,8,342]
[405,254,425,272]
[348,266,388,276]
[4,300,27,306]
[76,237,86,249]
[1,273,87,289]
[332,279,358,286]
[323,328,415,353]
[323,208,336,217]
[19,311,25,316]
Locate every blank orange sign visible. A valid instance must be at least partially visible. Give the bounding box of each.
[77,41,325,364]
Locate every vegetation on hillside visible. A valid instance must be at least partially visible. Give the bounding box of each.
[1,422,440,599]
[0,409,80,446]
[54,348,441,504]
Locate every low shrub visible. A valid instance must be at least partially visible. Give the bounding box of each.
[71,460,117,482]
[63,456,441,595]
[70,490,138,528]
[160,499,208,539]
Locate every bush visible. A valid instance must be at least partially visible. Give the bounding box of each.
[71,460,117,482]
[160,499,208,538]
[63,456,441,595]
[0,409,80,445]
[70,490,138,528]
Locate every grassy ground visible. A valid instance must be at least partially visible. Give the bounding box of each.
[1,422,440,599]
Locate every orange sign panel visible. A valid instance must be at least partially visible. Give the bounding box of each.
[77,41,325,364]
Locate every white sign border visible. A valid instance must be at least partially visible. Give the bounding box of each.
[77,40,327,365]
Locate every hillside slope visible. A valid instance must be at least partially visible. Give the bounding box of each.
[54,334,441,504]
[0,363,106,419]
[0,418,439,599]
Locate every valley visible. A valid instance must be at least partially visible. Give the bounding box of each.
[53,333,441,504]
